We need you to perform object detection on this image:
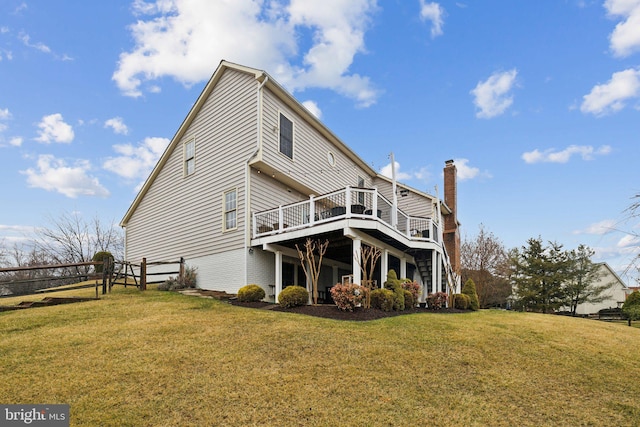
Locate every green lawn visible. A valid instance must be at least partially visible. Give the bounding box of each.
[1,288,639,426]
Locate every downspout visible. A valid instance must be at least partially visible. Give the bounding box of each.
[244,74,269,286]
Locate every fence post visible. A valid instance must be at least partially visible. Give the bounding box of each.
[179,257,185,284]
[101,258,109,295]
[141,258,147,291]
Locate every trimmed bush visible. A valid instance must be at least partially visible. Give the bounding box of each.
[401,281,421,305]
[370,288,395,312]
[462,278,480,311]
[403,289,415,309]
[237,284,265,302]
[427,292,448,309]
[278,285,309,308]
[384,270,405,311]
[92,251,113,273]
[330,283,366,311]
[454,293,470,310]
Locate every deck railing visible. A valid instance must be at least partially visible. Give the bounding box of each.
[253,186,441,243]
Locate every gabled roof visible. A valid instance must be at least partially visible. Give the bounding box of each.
[120,60,441,226]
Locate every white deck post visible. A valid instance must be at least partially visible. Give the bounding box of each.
[352,238,362,284]
[381,249,389,283]
[309,195,315,225]
[345,186,351,218]
[431,251,438,294]
[274,250,282,302]
[400,257,407,280]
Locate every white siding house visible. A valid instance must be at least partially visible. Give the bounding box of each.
[121,61,461,302]
[574,263,631,315]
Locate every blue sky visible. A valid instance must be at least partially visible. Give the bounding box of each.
[1,0,639,283]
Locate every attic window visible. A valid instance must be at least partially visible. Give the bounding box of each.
[184,138,195,176]
[279,113,293,160]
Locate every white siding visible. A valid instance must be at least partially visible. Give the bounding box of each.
[372,177,435,218]
[260,89,372,195]
[575,265,629,315]
[186,250,246,292]
[126,68,257,265]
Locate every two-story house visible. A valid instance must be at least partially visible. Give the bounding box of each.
[120,61,461,303]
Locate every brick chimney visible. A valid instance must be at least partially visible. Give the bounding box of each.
[443,160,460,275]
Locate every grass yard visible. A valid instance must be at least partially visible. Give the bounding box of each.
[1,288,639,426]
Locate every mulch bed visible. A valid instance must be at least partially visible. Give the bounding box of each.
[230,300,466,321]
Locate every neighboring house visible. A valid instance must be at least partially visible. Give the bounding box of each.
[574,263,631,315]
[120,61,461,303]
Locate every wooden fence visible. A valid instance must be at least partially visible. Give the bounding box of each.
[0,260,110,299]
[108,258,184,291]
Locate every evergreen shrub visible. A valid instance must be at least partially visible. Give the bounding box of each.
[462,278,480,311]
[278,285,309,308]
[454,293,470,310]
[370,288,394,311]
[237,284,265,302]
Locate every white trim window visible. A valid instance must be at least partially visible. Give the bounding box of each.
[279,113,293,160]
[223,189,237,231]
[184,138,195,176]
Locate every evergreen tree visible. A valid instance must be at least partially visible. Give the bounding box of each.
[564,245,612,315]
[622,290,640,327]
[462,278,480,310]
[510,238,569,313]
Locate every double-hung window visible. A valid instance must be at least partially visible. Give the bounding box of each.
[279,113,293,159]
[184,139,195,176]
[224,189,237,231]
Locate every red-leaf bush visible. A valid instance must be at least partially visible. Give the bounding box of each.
[330,283,366,311]
[401,281,421,307]
[427,292,448,309]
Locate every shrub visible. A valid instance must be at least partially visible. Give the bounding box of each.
[454,293,470,310]
[158,266,197,291]
[384,270,405,311]
[330,283,366,311]
[401,281,421,305]
[237,284,265,302]
[278,285,309,308]
[427,292,448,309]
[370,288,395,311]
[92,251,113,274]
[403,289,415,309]
[462,278,480,311]
[622,290,640,325]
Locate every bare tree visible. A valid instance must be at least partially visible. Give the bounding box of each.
[33,211,124,268]
[624,194,640,284]
[356,244,381,308]
[461,224,511,308]
[296,238,329,305]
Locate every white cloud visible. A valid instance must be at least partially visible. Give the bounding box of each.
[617,233,640,248]
[302,100,322,119]
[104,117,129,135]
[35,113,74,144]
[522,145,612,164]
[21,155,110,198]
[19,32,51,54]
[580,68,640,116]
[0,108,11,120]
[113,0,378,107]
[574,219,618,235]
[103,137,170,189]
[470,69,518,119]
[380,161,413,181]
[9,137,23,147]
[453,158,484,181]
[605,0,640,57]
[419,1,445,38]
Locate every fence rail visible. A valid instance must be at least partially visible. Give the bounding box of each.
[0,260,109,299]
[108,258,184,291]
